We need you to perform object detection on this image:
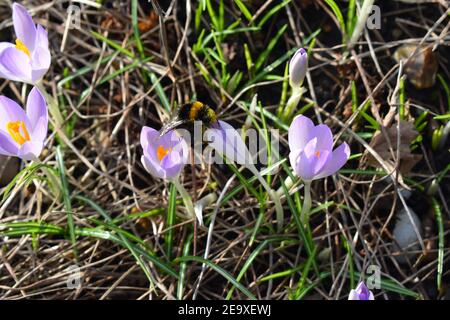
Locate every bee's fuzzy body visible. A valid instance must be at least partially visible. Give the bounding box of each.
[177,101,217,127]
[159,101,217,136]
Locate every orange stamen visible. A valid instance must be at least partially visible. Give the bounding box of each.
[7,121,30,145]
[15,39,31,58]
[315,150,321,158]
[157,145,172,161]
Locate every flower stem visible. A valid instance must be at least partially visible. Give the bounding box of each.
[32,157,61,199]
[172,177,196,222]
[35,81,65,133]
[300,181,312,225]
[282,86,304,121]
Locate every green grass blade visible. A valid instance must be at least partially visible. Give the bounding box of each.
[431,197,444,291]
[166,183,177,260]
[324,0,346,42]
[177,232,193,299]
[56,146,77,259]
[255,24,288,71]
[257,0,292,29]
[175,255,257,299]
[234,0,253,22]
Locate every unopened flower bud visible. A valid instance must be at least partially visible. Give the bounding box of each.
[289,48,308,87]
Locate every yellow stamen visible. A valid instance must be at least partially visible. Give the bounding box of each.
[7,121,30,145]
[15,39,31,58]
[315,151,321,158]
[157,145,172,161]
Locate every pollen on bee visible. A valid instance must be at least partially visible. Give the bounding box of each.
[188,101,204,121]
[157,145,172,161]
[15,39,31,58]
[207,108,217,123]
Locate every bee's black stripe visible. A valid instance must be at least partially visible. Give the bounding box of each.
[196,105,209,122]
[177,103,192,121]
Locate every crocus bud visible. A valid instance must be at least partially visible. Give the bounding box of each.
[289,48,308,88]
[348,282,375,300]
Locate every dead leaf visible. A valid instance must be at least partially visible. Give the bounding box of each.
[222,43,237,63]
[101,13,123,30]
[343,101,354,119]
[394,44,438,89]
[368,120,422,175]
[138,11,159,32]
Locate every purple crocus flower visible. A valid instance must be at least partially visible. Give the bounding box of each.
[348,282,375,300]
[289,48,308,87]
[289,115,350,181]
[140,126,189,180]
[0,3,51,84]
[0,87,48,161]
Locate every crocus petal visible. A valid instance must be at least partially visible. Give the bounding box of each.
[36,24,49,48]
[288,115,315,152]
[348,289,360,300]
[12,3,36,51]
[205,121,253,165]
[31,46,51,82]
[315,142,350,179]
[30,117,47,143]
[17,140,42,161]
[0,131,19,156]
[294,139,331,180]
[141,126,159,154]
[172,135,189,165]
[0,42,18,80]
[310,150,330,177]
[310,124,333,152]
[26,87,47,134]
[0,42,14,53]
[0,96,30,130]
[141,155,165,179]
[159,129,184,149]
[160,150,184,179]
[288,148,302,174]
[348,282,374,300]
[0,47,32,83]
[293,139,318,180]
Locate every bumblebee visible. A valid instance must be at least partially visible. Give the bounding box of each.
[160,101,217,136]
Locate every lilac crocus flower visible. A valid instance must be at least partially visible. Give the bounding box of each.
[0,87,48,161]
[348,282,375,300]
[0,3,51,84]
[289,115,350,181]
[140,126,189,180]
[289,48,308,87]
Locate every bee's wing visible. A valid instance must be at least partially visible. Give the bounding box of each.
[159,119,186,136]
